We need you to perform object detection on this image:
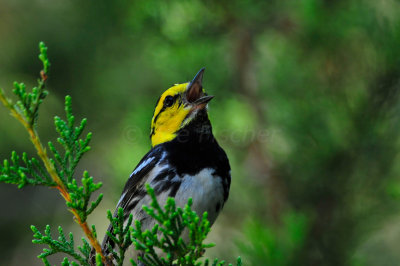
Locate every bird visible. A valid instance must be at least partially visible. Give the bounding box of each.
[100,68,231,264]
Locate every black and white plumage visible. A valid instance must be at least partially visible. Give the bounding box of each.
[99,68,231,264]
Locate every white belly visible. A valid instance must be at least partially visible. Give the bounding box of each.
[174,168,225,225]
[125,168,225,264]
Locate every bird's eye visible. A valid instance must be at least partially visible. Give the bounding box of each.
[164,96,175,107]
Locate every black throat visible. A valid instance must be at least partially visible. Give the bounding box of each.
[161,108,230,202]
[175,109,214,145]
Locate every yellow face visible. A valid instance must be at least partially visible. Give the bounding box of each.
[150,68,212,147]
[150,83,192,147]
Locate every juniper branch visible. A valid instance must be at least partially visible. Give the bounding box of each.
[127,185,240,266]
[31,225,90,265]
[0,42,241,266]
[0,151,56,188]
[0,42,107,264]
[105,208,133,266]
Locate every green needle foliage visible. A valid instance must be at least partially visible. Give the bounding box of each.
[106,208,133,266]
[31,225,91,266]
[67,171,103,222]
[49,95,92,184]
[0,151,56,188]
[0,41,106,264]
[0,40,103,241]
[131,184,215,266]
[8,42,49,126]
[29,190,242,266]
[102,185,243,266]
[48,95,103,224]
[105,185,241,266]
[0,42,241,265]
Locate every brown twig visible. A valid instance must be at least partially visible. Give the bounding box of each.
[0,82,108,265]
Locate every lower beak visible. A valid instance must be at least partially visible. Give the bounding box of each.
[192,95,214,110]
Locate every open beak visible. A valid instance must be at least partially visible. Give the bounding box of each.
[186,67,214,109]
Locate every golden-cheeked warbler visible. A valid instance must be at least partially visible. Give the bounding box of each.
[102,68,231,263]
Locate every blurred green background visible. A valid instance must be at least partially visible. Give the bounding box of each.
[1,0,400,265]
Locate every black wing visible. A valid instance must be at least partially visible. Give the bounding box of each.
[101,145,164,253]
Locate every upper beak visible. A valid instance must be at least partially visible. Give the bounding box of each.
[186,67,214,108]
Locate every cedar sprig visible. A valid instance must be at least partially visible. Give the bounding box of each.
[0,151,56,188]
[0,42,107,264]
[0,42,241,266]
[128,185,241,266]
[31,225,91,266]
[105,208,134,266]
[48,95,92,184]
